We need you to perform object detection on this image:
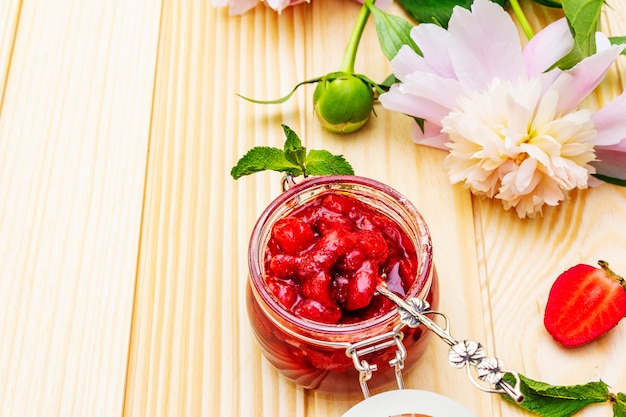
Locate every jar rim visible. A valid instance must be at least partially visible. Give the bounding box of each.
[248,175,434,337]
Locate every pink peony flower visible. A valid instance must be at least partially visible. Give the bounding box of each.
[213,0,392,15]
[379,0,626,217]
[211,0,307,15]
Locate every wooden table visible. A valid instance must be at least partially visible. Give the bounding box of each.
[1,1,625,416]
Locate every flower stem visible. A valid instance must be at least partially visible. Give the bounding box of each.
[339,4,371,73]
[509,0,534,40]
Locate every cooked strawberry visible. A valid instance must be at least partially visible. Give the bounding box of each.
[266,277,299,309]
[272,217,316,255]
[268,254,299,278]
[544,261,626,347]
[293,298,342,324]
[344,260,379,310]
[301,271,334,306]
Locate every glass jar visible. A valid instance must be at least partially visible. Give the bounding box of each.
[246,175,438,394]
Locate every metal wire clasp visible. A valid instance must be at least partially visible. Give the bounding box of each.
[345,325,407,399]
[376,284,524,404]
[281,174,296,192]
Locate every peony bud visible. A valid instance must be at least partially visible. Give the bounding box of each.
[313,72,374,134]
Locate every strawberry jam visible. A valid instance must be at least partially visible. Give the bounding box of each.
[264,192,418,324]
[247,176,438,393]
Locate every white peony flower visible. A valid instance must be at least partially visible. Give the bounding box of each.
[380,0,626,217]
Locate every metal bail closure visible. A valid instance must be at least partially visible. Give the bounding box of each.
[376,284,525,404]
[345,325,407,399]
[281,174,296,192]
[341,389,477,417]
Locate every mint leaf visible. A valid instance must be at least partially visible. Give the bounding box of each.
[282,124,307,170]
[365,0,421,60]
[554,0,604,70]
[230,147,301,179]
[613,393,626,417]
[502,374,610,417]
[304,150,354,176]
[395,0,505,28]
[231,125,354,179]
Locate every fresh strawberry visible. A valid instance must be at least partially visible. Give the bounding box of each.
[544,261,626,347]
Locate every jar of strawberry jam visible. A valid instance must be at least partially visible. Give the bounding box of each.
[247,175,438,394]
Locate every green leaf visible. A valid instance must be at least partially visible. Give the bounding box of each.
[610,36,626,45]
[379,73,399,90]
[354,73,386,95]
[609,36,626,55]
[304,150,355,176]
[230,147,301,179]
[395,0,505,28]
[531,0,562,7]
[237,77,322,104]
[554,0,604,70]
[502,374,610,417]
[365,0,421,60]
[231,125,355,179]
[613,393,626,417]
[282,124,307,169]
[592,173,626,187]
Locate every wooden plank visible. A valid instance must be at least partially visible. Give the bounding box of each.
[0,0,161,416]
[124,0,492,415]
[0,0,21,103]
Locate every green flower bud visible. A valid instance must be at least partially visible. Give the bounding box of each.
[313,72,374,134]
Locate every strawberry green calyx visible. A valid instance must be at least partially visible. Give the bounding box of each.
[598,260,626,291]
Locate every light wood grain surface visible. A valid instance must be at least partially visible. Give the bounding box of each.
[1,1,625,416]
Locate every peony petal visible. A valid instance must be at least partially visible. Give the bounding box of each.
[221,0,259,14]
[551,43,626,114]
[401,71,468,111]
[266,0,292,12]
[379,84,450,122]
[590,145,626,180]
[411,121,448,150]
[390,45,428,81]
[447,0,526,91]
[595,32,612,52]
[523,18,573,77]
[591,92,626,146]
[515,158,539,193]
[409,24,455,78]
[355,0,392,9]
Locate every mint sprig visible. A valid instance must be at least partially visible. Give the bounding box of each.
[613,393,626,416]
[502,373,626,417]
[230,125,354,179]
